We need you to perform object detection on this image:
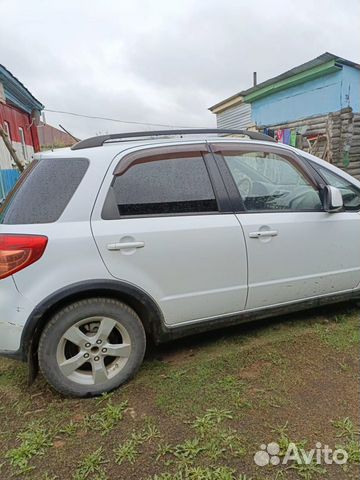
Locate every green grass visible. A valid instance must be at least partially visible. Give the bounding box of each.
[6,421,53,475]
[288,461,327,480]
[152,412,245,467]
[147,466,253,480]
[332,417,360,465]
[114,439,140,465]
[332,417,360,438]
[59,420,79,436]
[114,421,161,465]
[0,306,358,479]
[140,311,359,419]
[338,437,360,464]
[172,438,204,463]
[156,442,174,462]
[203,427,246,461]
[270,421,307,457]
[0,361,28,387]
[73,447,108,480]
[191,408,233,436]
[85,400,128,435]
[139,350,254,418]
[313,313,359,351]
[39,474,58,480]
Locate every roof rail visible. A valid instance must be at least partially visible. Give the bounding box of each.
[71,128,276,150]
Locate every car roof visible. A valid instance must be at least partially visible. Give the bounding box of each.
[33,135,360,189]
[34,128,277,162]
[34,136,281,161]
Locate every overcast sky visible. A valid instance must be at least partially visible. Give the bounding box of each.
[0,0,359,139]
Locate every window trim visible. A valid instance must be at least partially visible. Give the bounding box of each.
[209,142,324,214]
[102,145,231,220]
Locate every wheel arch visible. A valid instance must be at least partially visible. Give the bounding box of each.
[21,280,166,378]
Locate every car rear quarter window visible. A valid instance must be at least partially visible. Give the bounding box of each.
[0,158,89,224]
[103,155,218,218]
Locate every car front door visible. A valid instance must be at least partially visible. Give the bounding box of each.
[91,145,248,325]
[211,142,360,310]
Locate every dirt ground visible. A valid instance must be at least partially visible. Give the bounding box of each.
[0,303,359,480]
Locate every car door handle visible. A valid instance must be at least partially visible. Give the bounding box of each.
[249,230,278,239]
[107,241,145,251]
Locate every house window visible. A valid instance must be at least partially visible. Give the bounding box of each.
[18,127,28,161]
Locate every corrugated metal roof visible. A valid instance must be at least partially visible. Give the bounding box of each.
[0,64,44,111]
[209,52,360,111]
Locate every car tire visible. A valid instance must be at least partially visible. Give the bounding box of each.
[38,297,146,397]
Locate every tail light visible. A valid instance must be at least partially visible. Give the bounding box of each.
[0,234,48,279]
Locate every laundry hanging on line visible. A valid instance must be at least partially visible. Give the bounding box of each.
[276,129,284,142]
[290,130,297,146]
[283,129,291,145]
[263,128,275,138]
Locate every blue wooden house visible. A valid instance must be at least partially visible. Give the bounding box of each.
[210,53,360,178]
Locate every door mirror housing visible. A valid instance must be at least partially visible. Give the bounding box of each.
[323,185,343,212]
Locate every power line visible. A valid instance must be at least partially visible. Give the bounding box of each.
[44,109,191,129]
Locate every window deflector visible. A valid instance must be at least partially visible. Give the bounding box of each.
[209,142,320,190]
[113,144,209,176]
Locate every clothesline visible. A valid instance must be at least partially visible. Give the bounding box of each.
[263,127,299,147]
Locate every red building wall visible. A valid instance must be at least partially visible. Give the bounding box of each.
[0,102,40,152]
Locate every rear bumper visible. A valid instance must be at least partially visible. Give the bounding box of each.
[0,276,34,355]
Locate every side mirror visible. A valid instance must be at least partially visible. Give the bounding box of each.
[323,185,343,212]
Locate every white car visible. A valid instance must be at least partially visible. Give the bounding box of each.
[1,129,360,397]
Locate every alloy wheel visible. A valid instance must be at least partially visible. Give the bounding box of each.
[56,316,131,385]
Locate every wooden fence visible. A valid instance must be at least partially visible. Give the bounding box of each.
[260,107,360,180]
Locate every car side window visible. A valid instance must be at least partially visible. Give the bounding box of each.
[315,165,360,211]
[223,151,322,212]
[103,154,218,218]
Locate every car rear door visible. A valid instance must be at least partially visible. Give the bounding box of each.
[91,144,248,325]
[211,142,360,310]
